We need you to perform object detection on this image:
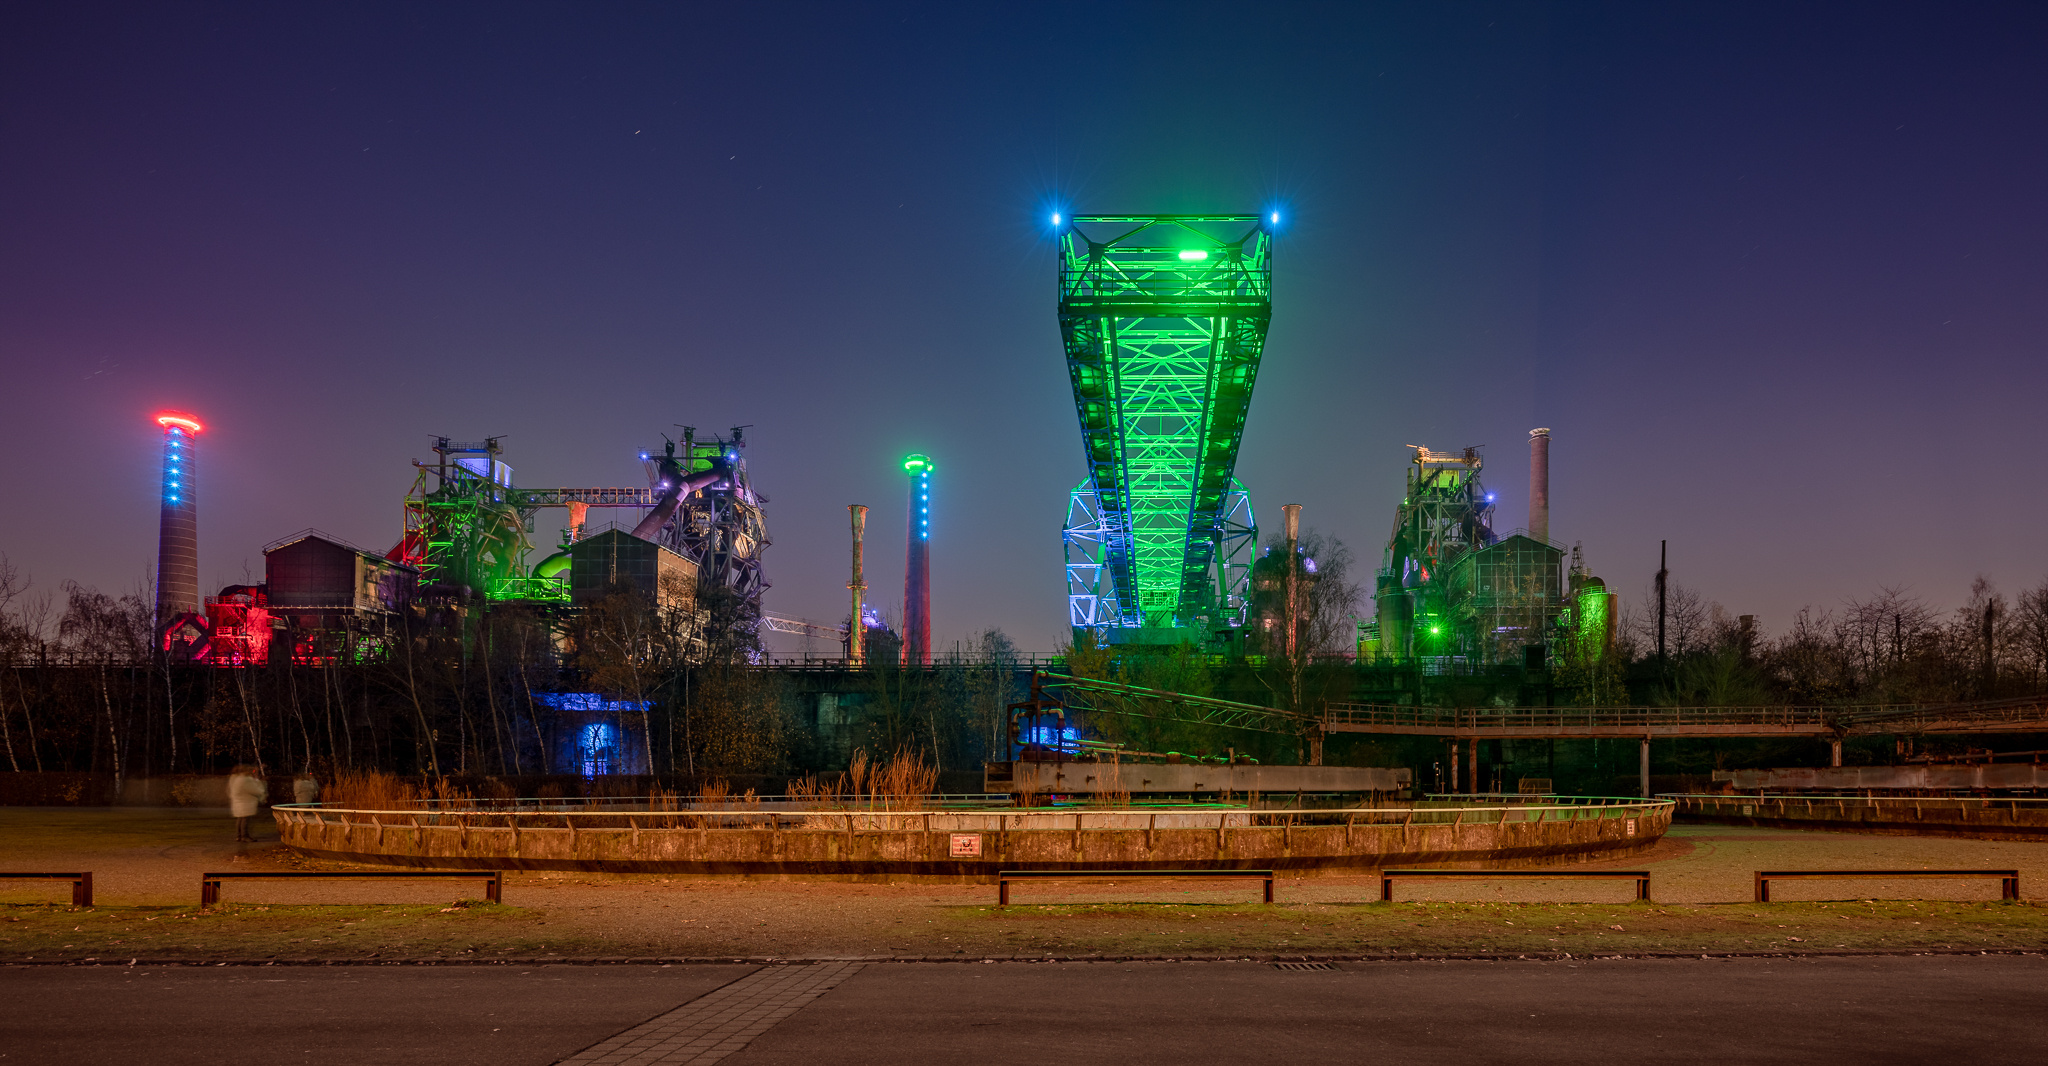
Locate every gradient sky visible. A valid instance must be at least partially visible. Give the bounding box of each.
[5,2,2046,653]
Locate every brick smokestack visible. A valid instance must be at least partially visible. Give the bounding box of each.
[153,412,204,624]
[848,504,868,666]
[901,454,932,666]
[1528,427,1550,543]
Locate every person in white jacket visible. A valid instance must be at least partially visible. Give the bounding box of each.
[227,765,267,842]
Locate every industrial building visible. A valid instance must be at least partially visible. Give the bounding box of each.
[162,422,768,668]
[1362,429,1613,669]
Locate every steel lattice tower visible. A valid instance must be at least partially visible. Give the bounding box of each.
[1057,214,1271,636]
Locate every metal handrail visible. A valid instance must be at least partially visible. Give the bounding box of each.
[1325,705,1836,728]
[1664,792,2048,808]
[275,793,1018,812]
[273,797,1673,829]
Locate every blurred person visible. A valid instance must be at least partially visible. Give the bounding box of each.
[293,772,321,806]
[227,764,267,842]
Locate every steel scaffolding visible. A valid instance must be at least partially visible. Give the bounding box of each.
[1057,214,1271,637]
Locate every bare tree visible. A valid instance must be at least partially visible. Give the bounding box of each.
[0,555,28,771]
[2013,578,2048,688]
[1839,586,1939,693]
[56,582,150,788]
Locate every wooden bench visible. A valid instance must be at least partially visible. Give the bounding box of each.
[1754,869,2020,903]
[200,870,504,907]
[1381,869,1651,902]
[0,872,92,907]
[997,869,1275,906]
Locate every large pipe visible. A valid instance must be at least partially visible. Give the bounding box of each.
[530,458,730,581]
[153,412,204,625]
[848,504,868,665]
[1528,427,1550,543]
[630,456,731,541]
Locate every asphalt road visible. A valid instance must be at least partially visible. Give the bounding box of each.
[4,955,2043,1065]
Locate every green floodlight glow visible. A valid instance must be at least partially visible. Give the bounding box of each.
[902,453,932,474]
[1058,214,1272,630]
[1430,626,1441,635]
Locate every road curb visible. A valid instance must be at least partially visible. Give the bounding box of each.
[4,947,2043,967]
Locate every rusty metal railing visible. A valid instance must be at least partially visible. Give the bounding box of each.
[271,796,1673,834]
[1666,793,2048,815]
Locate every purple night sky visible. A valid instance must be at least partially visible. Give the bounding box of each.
[4,2,2045,652]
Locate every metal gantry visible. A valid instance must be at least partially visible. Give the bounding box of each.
[1065,478,1255,631]
[1040,672,1317,737]
[1057,214,1271,637]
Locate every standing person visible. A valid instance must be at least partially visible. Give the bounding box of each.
[227,764,267,843]
[292,772,321,806]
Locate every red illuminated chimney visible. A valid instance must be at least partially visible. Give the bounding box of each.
[153,412,204,624]
[901,454,932,665]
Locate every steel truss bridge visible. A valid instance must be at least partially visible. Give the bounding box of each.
[1058,214,1272,635]
[1040,673,1316,737]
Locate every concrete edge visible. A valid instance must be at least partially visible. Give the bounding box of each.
[4,948,2042,967]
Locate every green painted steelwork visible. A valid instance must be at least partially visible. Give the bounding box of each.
[1058,215,1271,632]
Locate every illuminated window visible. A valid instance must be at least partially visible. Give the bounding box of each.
[579,722,619,776]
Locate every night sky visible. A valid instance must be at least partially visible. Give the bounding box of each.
[5,2,2046,653]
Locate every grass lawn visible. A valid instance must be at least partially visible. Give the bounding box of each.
[6,897,2045,961]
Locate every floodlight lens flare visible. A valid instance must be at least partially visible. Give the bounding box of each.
[1177,249,1208,262]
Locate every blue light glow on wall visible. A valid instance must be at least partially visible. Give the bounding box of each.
[535,693,650,714]
[1022,725,1079,752]
[579,722,619,776]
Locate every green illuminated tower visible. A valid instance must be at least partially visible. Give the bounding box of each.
[1058,214,1271,639]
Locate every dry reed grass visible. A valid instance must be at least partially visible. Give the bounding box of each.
[1092,757,1132,807]
[323,770,420,817]
[317,771,494,824]
[781,749,939,826]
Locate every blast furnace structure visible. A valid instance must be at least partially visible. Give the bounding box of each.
[1363,429,1612,668]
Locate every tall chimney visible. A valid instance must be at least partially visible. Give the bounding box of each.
[901,454,932,666]
[847,504,868,665]
[1528,427,1550,543]
[153,412,204,626]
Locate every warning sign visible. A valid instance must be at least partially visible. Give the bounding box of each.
[949,833,982,857]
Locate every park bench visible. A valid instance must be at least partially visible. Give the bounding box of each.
[0,872,92,906]
[997,869,1275,905]
[200,869,504,907]
[1753,869,2019,903]
[1381,868,1651,902]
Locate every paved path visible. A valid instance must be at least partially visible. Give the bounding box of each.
[3,955,2042,1064]
[557,962,863,1065]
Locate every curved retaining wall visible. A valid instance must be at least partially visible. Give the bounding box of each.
[273,801,1673,880]
[1673,793,2048,841]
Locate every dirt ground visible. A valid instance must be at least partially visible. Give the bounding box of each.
[3,808,2045,961]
